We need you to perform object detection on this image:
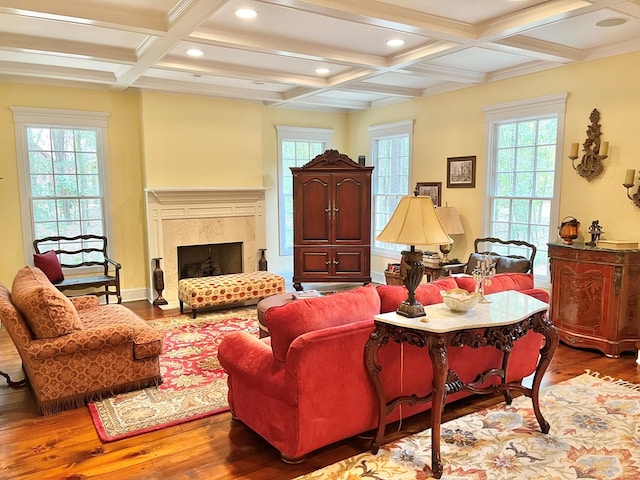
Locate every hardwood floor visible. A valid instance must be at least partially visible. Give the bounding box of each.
[1,299,639,480]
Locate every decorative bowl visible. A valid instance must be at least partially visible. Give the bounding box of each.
[440,288,481,312]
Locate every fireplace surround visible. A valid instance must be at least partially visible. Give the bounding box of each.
[145,187,267,305]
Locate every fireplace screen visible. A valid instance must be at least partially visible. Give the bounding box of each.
[177,242,243,279]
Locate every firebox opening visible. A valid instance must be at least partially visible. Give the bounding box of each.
[178,242,243,279]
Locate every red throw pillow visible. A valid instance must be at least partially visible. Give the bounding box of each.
[376,276,458,314]
[33,250,64,284]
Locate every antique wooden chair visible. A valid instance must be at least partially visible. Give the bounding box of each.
[33,234,122,303]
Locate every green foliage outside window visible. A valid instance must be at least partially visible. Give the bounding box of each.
[492,117,558,276]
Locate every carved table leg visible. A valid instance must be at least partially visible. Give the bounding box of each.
[1,370,26,388]
[364,324,389,454]
[428,335,447,479]
[501,349,513,405]
[530,313,559,433]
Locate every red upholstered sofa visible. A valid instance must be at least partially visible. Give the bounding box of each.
[218,273,548,463]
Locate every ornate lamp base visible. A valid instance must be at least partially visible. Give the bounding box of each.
[396,248,426,318]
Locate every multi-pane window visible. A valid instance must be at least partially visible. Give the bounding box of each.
[370,121,412,254]
[277,126,332,255]
[12,107,110,266]
[484,94,567,279]
[28,127,104,239]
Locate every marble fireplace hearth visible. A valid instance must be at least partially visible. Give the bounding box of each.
[145,187,268,306]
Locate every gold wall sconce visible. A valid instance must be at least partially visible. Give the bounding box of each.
[623,169,640,208]
[569,108,609,182]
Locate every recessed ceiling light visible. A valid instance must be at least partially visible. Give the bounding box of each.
[595,17,628,27]
[235,8,257,19]
[187,48,204,57]
[386,39,405,47]
[315,68,330,75]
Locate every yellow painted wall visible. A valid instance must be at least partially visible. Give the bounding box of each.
[140,92,264,187]
[348,51,640,277]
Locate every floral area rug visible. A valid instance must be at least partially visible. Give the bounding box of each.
[296,372,640,480]
[88,306,258,442]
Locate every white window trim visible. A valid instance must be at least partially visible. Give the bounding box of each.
[11,106,112,267]
[369,120,414,257]
[276,126,333,256]
[482,93,568,282]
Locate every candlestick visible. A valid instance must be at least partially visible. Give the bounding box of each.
[624,169,635,187]
[599,141,608,156]
[570,142,579,158]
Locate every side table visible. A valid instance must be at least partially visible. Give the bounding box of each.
[364,290,558,479]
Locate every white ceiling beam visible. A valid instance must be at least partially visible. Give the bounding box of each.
[112,0,228,89]
[133,76,284,102]
[478,0,592,39]
[0,0,169,34]
[336,82,421,98]
[490,36,583,63]
[265,89,371,111]
[0,60,115,83]
[155,56,329,87]
[406,64,485,84]
[0,32,137,63]
[260,0,476,40]
[189,27,386,68]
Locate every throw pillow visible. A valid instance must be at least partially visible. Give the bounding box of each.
[11,266,82,339]
[464,252,499,275]
[376,276,458,314]
[496,256,531,273]
[33,250,64,284]
[265,284,381,362]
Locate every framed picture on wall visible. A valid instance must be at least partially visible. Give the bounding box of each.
[447,156,476,188]
[414,182,441,207]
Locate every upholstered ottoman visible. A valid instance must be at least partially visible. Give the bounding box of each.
[178,271,285,318]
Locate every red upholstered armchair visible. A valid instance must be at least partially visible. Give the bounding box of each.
[218,278,548,463]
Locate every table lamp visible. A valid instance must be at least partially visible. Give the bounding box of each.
[376,195,452,317]
[435,205,464,264]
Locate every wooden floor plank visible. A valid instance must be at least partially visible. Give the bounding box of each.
[1,299,639,479]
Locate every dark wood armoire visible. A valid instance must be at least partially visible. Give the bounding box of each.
[548,242,640,358]
[291,150,373,291]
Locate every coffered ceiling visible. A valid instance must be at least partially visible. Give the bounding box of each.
[1,0,639,112]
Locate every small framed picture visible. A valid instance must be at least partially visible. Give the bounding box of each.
[414,182,441,207]
[447,156,476,188]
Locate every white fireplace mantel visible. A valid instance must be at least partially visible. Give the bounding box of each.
[145,187,269,205]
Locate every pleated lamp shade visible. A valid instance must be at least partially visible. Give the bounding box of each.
[377,196,452,247]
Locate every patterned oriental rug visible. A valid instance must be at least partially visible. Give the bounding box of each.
[296,372,640,480]
[88,307,258,442]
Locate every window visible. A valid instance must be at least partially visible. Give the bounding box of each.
[277,126,333,255]
[369,121,413,254]
[483,94,567,279]
[12,107,111,266]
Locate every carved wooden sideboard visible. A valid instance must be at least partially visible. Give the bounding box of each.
[548,242,640,357]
